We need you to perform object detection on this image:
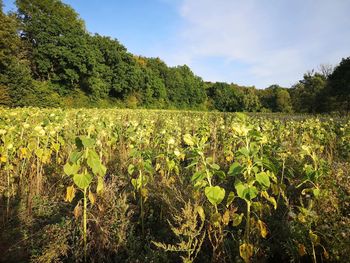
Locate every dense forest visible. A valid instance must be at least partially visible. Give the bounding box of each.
[0,0,349,113]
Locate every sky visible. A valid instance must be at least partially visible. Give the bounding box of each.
[3,0,350,88]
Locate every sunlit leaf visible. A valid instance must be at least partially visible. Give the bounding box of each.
[183,134,194,146]
[205,186,225,206]
[73,172,92,189]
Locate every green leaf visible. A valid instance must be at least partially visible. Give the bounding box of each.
[64,163,80,176]
[228,162,243,176]
[313,188,320,198]
[210,163,220,170]
[226,191,235,207]
[235,180,246,200]
[205,186,225,206]
[256,172,270,187]
[69,150,83,163]
[128,164,135,175]
[215,170,226,180]
[87,150,106,176]
[191,170,205,182]
[144,160,154,174]
[247,186,258,200]
[238,147,250,157]
[80,136,95,148]
[73,172,92,189]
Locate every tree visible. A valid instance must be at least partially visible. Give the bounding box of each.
[258,85,292,112]
[328,57,350,113]
[290,72,326,113]
[275,89,292,112]
[0,2,34,106]
[16,0,91,91]
[207,82,243,112]
[240,87,261,112]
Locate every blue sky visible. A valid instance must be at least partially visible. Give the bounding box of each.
[3,0,350,88]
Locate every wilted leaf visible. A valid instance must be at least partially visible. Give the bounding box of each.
[210,212,222,227]
[88,190,96,205]
[74,202,82,219]
[309,230,320,245]
[240,243,253,263]
[97,176,104,194]
[258,219,268,238]
[232,213,244,226]
[222,210,230,225]
[65,185,75,203]
[196,206,205,221]
[298,243,307,256]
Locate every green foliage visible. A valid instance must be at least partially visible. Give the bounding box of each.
[290,72,327,113]
[328,57,350,113]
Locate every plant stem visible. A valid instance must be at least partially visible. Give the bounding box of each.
[245,201,251,244]
[83,187,87,262]
[140,187,144,236]
[312,241,317,263]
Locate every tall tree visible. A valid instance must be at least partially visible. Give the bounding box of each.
[290,72,326,113]
[0,1,33,106]
[16,0,91,92]
[328,57,350,113]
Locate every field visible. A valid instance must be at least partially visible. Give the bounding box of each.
[0,108,349,262]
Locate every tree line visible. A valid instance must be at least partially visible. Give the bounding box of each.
[0,0,349,113]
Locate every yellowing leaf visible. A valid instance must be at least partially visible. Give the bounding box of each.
[64,185,75,203]
[258,219,268,238]
[323,249,329,259]
[88,190,96,205]
[141,188,149,201]
[97,176,104,195]
[196,206,205,221]
[74,202,82,219]
[210,212,222,228]
[20,148,27,158]
[239,243,254,263]
[0,156,7,163]
[183,134,194,146]
[309,230,320,245]
[232,213,244,226]
[222,210,230,225]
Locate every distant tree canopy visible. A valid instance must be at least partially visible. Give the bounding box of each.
[0,0,348,113]
[259,85,293,113]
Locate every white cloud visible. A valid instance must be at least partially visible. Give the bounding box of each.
[158,0,350,88]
